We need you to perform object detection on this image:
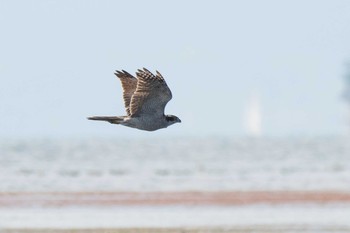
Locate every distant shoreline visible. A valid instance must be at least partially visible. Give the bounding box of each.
[1,191,350,207]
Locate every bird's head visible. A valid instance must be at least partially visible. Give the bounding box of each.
[165,115,181,126]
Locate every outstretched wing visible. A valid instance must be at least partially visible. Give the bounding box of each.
[114,70,138,116]
[129,68,172,117]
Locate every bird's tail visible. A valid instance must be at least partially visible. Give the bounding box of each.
[87,116,125,124]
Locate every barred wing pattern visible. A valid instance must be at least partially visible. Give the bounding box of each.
[114,70,138,116]
[129,68,172,117]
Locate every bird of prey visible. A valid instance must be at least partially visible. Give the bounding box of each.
[88,68,181,131]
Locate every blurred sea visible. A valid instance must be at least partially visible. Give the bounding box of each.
[1,136,349,192]
[1,136,350,231]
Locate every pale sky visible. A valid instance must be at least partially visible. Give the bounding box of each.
[1,0,350,138]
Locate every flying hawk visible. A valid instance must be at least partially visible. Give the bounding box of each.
[88,68,181,131]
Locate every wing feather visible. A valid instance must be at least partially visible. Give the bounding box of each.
[129,68,172,117]
[114,70,138,116]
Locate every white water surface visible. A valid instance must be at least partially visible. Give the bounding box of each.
[0,204,350,229]
[0,137,349,192]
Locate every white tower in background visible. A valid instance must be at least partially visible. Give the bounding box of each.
[244,91,262,137]
[344,63,350,135]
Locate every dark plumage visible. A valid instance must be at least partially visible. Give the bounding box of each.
[88,68,181,131]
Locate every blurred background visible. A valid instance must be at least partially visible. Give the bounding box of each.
[1,0,350,232]
[1,0,350,138]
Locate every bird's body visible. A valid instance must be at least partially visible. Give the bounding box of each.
[88,68,181,131]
